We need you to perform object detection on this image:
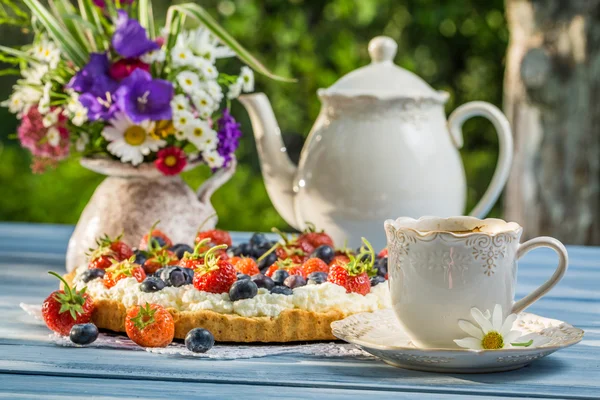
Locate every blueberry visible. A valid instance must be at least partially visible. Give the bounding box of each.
[81,268,105,283]
[170,243,194,259]
[233,242,252,257]
[229,279,258,301]
[133,249,148,266]
[310,245,335,265]
[307,271,328,285]
[370,275,386,287]
[251,273,275,290]
[182,267,195,283]
[167,267,190,287]
[375,257,388,277]
[284,275,306,289]
[249,233,269,247]
[140,276,166,292]
[154,267,167,278]
[149,236,167,248]
[237,273,251,281]
[258,252,278,273]
[69,323,99,345]
[270,285,293,295]
[271,269,289,285]
[185,328,215,353]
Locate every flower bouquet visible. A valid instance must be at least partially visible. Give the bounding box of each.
[0,0,287,174]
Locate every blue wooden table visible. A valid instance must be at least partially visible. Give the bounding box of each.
[1,223,599,399]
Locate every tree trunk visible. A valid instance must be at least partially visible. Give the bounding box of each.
[504,0,600,245]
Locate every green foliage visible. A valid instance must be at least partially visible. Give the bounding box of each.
[0,0,508,231]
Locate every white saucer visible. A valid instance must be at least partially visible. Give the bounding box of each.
[331,309,584,373]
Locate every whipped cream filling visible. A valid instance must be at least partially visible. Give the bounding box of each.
[73,266,391,317]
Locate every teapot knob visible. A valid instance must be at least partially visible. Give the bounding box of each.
[368,36,397,63]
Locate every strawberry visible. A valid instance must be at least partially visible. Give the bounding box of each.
[258,229,312,266]
[230,256,260,276]
[87,233,133,269]
[195,229,232,247]
[179,239,211,270]
[143,249,178,274]
[42,272,95,336]
[104,257,147,289]
[301,257,329,276]
[265,258,305,278]
[298,222,334,248]
[139,221,173,250]
[378,248,388,258]
[329,254,350,267]
[193,245,237,293]
[125,303,174,347]
[327,238,377,295]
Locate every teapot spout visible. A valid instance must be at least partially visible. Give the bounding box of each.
[239,93,299,229]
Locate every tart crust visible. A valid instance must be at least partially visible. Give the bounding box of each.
[64,270,340,342]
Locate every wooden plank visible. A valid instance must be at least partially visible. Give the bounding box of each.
[0,374,541,400]
[0,343,598,399]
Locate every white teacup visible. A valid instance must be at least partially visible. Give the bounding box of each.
[384,216,568,349]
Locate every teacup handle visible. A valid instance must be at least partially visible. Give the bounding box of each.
[447,101,513,218]
[511,237,568,314]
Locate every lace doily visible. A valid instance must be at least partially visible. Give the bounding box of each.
[20,303,372,360]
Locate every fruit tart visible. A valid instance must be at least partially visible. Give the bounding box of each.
[62,223,391,342]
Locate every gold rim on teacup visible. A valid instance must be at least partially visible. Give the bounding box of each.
[384,216,523,238]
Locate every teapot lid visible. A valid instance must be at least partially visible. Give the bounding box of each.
[318,36,447,102]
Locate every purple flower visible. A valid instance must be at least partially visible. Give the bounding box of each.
[216,109,242,168]
[115,69,173,122]
[112,10,159,58]
[79,92,119,121]
[67,53,118,98]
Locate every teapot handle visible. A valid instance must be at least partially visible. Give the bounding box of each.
[196,158,237,205]
[447,101,513,218]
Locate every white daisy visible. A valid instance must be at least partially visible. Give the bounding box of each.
[205,80,223,103]
[42,108,61,128]
[1,91,25,115]
[170,44,195,68]
[454,305,536,350]
[185,27,235,62]
[227,80,242,100]
[102,113,164,166]
[75,132,89,152]
[170,94,191,115]
[191,90,215,116]
[200,63,218,80]
[141,49,166,64]
[46,127,61,147]
[22,65,48,85]
[203,149,225,169]
[239,66,254,92]
[183,120,218,150]
[176,71,201,94]
[172,109,195,132]
[37,82,52,114]
[32,36,61,68]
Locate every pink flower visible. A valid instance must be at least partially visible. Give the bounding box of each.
[155,147,187,176]
[18,106,70,162]
[109,58,150,81]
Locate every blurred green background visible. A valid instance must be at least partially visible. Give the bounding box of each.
[0,0,508,231]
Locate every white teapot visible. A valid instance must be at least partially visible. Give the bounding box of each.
[240,36,513,249]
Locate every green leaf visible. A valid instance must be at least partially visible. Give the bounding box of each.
[22,0,88,66]
[0,45,38,63]
[48,0,92,52]
[0,68,20,76]
[166,3,294,82]
[77,0,107,50]
[138,0,155,40]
